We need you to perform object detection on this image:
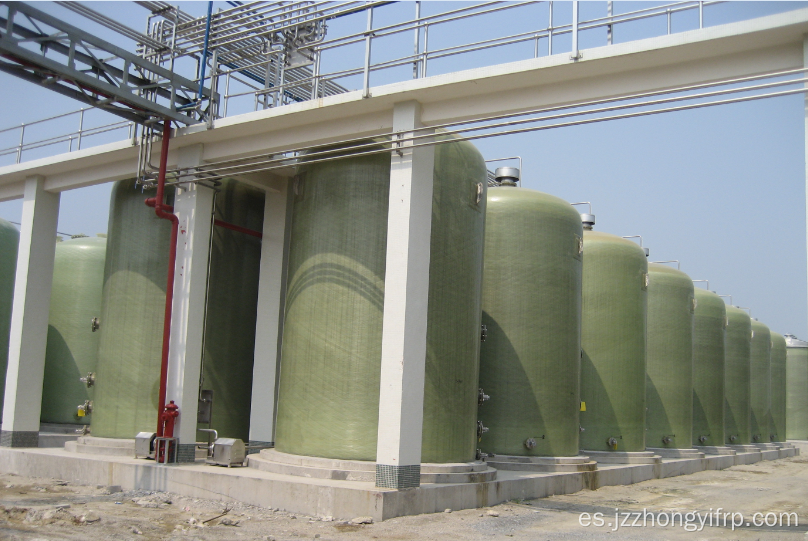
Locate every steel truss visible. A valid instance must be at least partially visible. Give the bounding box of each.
[0,1,210,127]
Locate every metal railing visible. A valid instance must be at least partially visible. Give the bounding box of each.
[0,108,134,164]
[215,0,722,114]
[2,0,802,165]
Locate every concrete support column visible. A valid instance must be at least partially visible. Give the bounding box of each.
[164,144,215,462]
[1,176,60,447]
[248,179,291,449]
[375,101,435,489]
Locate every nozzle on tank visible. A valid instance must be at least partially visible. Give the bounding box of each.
[494,167,520,187]
[571,202,594,230]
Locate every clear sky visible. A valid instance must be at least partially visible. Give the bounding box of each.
[0,1,806,338]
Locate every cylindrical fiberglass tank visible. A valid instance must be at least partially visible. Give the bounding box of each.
[92,179,263,441]
[477,184,582,457]
[645,263,694,449]
[770,332,786,442]
[275,138,487,463]
[749,319,771,443]
[724,305,752,445]
[0,217,19,422]
[579,231,647,453]
[691,287,726,447]
[785,334,808,440]
[41,235,106,425]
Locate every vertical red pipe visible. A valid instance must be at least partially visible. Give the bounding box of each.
[147,120,178,438]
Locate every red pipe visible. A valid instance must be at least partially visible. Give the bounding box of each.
[145,120,178,439]
[213,218,263,239]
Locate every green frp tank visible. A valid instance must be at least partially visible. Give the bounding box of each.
[691,288,726,447]
[749,319,771,443]
[724,305,752,444]
[198,181,264,441]
[41,236,106,425]
[92,180,174,438]
[478,186,582,457]
[579,231,647,453]
[785,335,808,440]
[92,179,263,440]
[0,218,19,421]
[645,263,694,449]
[769,332,786,442]
[275,138,487,463]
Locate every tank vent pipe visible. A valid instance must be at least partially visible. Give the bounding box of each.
[493,166,520,186]
[571,202,594,230]
[692,279,710,291]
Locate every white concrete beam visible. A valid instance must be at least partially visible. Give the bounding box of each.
[163,144,215,462]
[375,101,435,489]
[1,176,60,447]
[804,34,808,340]
[248,178,291,446]
[1,8,808,193]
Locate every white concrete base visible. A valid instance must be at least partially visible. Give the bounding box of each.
[787,440,808,454]
[0,442,791,521]
[38,423,82,448]
[484,454,597,472]
[249,449,498,484]
[751,442,781,450]
[694,445,736,455]
[65,436,135,457]
[646,447,706,459]
[583,450,661,464]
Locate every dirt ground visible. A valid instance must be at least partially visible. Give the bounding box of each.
[2,456,808,540]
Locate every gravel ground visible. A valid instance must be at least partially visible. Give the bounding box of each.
[2,456,807,540]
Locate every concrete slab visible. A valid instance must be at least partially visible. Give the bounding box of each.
[0,443,787,522]
[733,451,764,465]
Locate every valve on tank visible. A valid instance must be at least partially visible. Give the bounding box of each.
[480,324,488,342]
[728,434,737,443]
[607,437,619,449]
[752,434,761,442]
[698,435,708,444]
[524,438,537,450]
[478,388,490,406]
[661,435,674,445]
[91,317,100,332]
[77,400,93,418]
[477,421,489,441]
[79,372,95,387]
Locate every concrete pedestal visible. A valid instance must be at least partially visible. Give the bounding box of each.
[484,455,597,472]
[694,445,736,455]
[249,449,497,484]
[647,447,706,459]
[583,450,661,464]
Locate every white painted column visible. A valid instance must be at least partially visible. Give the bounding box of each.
[1,176,59,447]
[248,179,290,447]
[375,101,435,489]
[163,144,215,462]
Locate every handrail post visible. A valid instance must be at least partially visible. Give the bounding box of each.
[77,109,85,150]
[699,1,704,28]
[422,23,429,77]
[607,1,613,45]
[16,124,25,164]
[548,1,554,55]
[362,4,374,98]
[667,8,671,34]
[571,1,580,60]
[413,1,421,79]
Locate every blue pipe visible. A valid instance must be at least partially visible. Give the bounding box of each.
[196,1,214,103]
